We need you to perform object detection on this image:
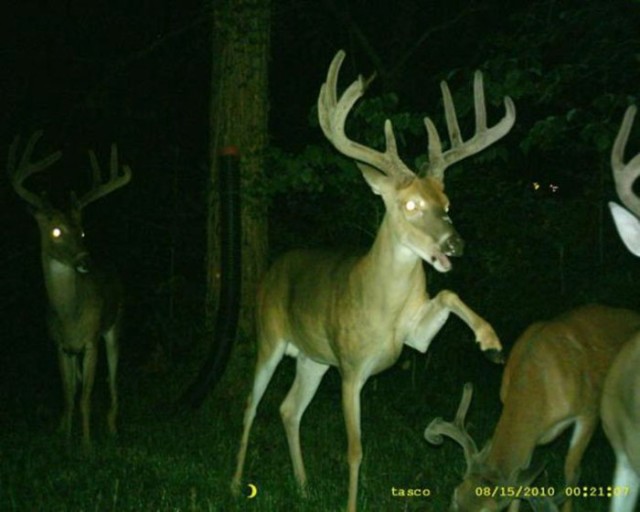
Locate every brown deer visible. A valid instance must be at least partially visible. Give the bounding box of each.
[603,104,640,512]
[8,131,131,452]
[425,304,640,512]
[231,50,516,511]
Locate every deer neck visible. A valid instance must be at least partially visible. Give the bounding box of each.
[483,413,537,484]
[359,214,425,299]
[42,255,84,319]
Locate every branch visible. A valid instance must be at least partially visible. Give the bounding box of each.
[389,2,488,79]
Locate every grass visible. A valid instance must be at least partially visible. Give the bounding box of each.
[0,317,622,512]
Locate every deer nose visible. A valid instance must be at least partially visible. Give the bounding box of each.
[442,234,464,257]
[74,252,91,273]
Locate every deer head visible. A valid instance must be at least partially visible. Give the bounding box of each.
[8,131,132,274]
[425,383,546,512]
[317,50,516,272]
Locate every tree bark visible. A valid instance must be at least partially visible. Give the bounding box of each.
[208,0,270,336]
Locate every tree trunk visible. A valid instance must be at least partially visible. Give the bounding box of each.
[208,0,270,336]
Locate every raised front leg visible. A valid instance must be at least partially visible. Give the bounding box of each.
[406,290,503,359]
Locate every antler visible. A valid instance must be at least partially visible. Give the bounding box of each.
[317,50,516,184]
[424,382,479,467]
[424,71,516,180]
[7,131,63,209]
[75,144,132,209]
[318,50,415,182]
[611,105,640,217]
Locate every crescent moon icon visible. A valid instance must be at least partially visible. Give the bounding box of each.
[247,483,258,499]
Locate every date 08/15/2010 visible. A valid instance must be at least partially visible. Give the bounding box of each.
[474,486,630,499]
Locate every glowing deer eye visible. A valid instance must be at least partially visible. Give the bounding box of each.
[52,228,62,238]
[405,200,417,212]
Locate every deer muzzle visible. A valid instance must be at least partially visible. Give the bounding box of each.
[442,232,464,257]
[74,252,91,273]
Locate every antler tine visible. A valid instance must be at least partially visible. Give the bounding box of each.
[7,131,63,209]
[611,105,640,218]
[454,381,474,425]
[76,143,132,210]
[441,79,463,148]
[425,382,479,467]
[424,71,516,181]
[317,50,414,181]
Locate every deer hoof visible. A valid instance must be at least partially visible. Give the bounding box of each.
[483,348,505,364]
[476,324,502,352]
[230,479,242,497]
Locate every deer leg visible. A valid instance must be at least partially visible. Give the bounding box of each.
[104,327,119,435]
[507,500,521,512]
[409,290,502,353]
[57,348,77,439]
[231,341,287,494]
[80,342,98,453]
[342,374,365,512]
[560,417,596,512]
[280,356,329,494]
[610,453,640,512]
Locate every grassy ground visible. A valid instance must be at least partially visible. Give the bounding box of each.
[0,313,621,512]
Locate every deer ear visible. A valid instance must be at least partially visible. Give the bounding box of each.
[357,162,393,195]
[609,201,640,256]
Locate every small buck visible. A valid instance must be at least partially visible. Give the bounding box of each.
[603,104,640,512]
[425,304,640,512]
[231,50,515,511]
[8,131,131,452]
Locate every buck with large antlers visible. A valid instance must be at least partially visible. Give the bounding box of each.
[8,131,131,452]
[425,304,640,512]
[603,104,640,512]
[231,50,515,511]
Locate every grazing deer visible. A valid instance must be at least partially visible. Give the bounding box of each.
[231,50,515,511]
[425,304,640,512]
[8,131,131,452]
[603,104,640,512]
